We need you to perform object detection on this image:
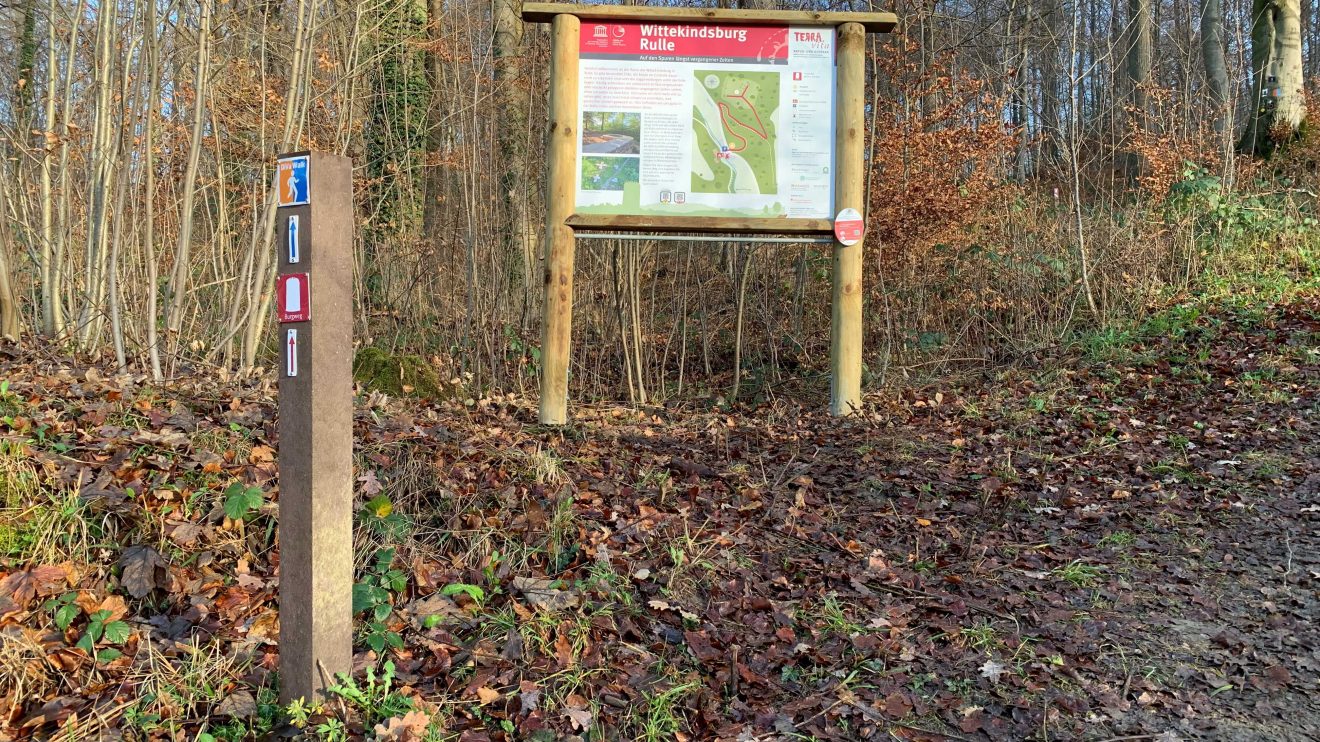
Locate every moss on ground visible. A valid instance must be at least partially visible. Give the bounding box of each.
[353,347,447,398]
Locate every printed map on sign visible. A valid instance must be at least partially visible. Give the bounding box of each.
[692,70,779,196]
[576,22,836,220]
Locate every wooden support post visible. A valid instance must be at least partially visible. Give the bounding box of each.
[539,13,580,425]
[830,22,866,416]
[275,151,354,704]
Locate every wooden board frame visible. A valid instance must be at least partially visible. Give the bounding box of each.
[525,3,893,422]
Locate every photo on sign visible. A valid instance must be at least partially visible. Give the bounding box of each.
[582,111,641,155]
[581,156,639,192]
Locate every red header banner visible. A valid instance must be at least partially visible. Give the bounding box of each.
[580,21,789,64]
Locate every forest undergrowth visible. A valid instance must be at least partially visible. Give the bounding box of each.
[1,266,1317,740]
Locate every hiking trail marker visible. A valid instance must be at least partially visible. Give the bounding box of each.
[277,154,311,207]
[287,215,301,263]
[276,272,311,323]
[274,151,354,705]
[522,3,895,422]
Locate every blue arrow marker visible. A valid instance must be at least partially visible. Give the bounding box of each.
[288,215,300,264]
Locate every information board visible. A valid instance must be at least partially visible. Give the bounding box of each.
[575,22,836,220]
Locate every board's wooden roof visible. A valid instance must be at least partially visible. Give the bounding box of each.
[522,3,898,33]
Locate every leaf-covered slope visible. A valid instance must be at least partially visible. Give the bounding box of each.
[0,294,1316,740]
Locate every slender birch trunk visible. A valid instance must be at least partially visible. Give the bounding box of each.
[143,0,164,379]
[164,0,213,347]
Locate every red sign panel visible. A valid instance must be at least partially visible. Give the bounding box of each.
[580,21,790,64]
[276,273,311,323]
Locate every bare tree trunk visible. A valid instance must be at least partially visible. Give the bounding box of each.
[493,0,536,321]
[37,0,59,337]
[1239,0,1306,155]
[1035,0,1063,171]
[729,245,754,403]
[108,15,146,372]
[1201,0,1232,150]
[76,0,125,349]
[422,0,447,242]
[15,0,38,133]
[609,243,637,402]
[1068,0,1099,316]
[40,0,84,339]
[164,0,213,344]
[628,242,647,404]
[142,0,163,379]
[1011,0,1034,182]
[0,175,21,340]
[1124,0,1153,181]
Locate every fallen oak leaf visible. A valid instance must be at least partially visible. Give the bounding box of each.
[358,470,383,495]
[374,710,432,741]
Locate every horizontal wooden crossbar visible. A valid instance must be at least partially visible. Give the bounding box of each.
[567,214,834,234]
[521,3,898,33]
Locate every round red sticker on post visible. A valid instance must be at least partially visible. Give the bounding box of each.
[833,208,864,246]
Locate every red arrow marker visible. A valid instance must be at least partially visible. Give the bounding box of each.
[286,329,298,377]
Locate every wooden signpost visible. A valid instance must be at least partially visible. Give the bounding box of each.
[523,3,896,424]
[275,151,355,704]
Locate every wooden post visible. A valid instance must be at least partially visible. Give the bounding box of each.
[275,151,354,704]
[539,13,580,425]
[830,22,866,416]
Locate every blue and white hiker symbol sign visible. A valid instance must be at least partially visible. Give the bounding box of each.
[277,155,310,207]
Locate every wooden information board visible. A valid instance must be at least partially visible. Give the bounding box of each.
[522,3,895,422]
